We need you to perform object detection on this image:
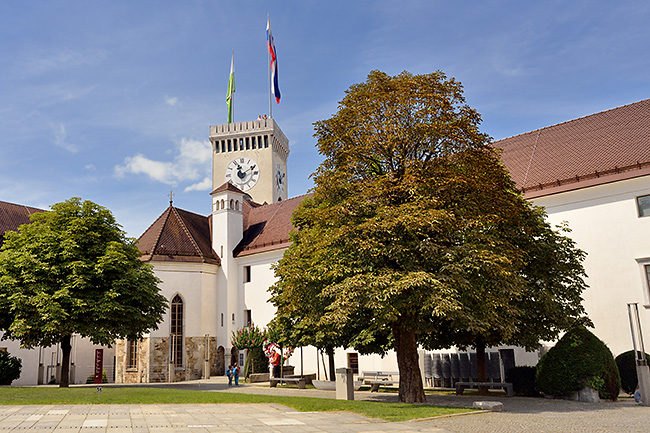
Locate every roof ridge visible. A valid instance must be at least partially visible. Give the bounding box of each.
[493,98,650,144]
[170,207,204,256]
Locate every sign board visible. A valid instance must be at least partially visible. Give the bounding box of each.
[94,349,103,384]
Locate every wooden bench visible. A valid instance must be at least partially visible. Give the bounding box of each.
[455,382,514,397]
[369,380,400,392]
[269,377,306,389]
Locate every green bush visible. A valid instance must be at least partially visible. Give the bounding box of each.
[506,366,540,397]
[535,327,620,400]
[85,370,108,384]
[0,351,22,385]
[615,350,650,394]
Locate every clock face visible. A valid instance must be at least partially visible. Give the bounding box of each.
[275,163,286,196]
[225,157,259,191]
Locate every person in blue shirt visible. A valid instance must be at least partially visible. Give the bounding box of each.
[226,365,233,387]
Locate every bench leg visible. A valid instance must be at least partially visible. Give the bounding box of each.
[370,383,380,392]
[505,385,513,397]
[270,381,277,388]
[455,386,466,396]
[298,379,306,389]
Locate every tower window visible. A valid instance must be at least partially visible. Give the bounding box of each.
[244,265,251,283]
[239,138,244,150]
[221,313,224,327]
[244,309,252,327]
[221,141,225,153]
[251,137,256,149]
[264,135,269,148]
[245,137,250,150]
[170,295,183,367]
[214,142,219,153]
[227,140,232,152]
[233,139,238,151]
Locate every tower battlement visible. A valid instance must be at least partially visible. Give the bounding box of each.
[209,118,289,155]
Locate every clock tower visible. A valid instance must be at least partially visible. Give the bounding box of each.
[209,118,289,204]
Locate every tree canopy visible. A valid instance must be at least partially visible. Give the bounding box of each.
[0,197,167,387]
[270,70,589,403]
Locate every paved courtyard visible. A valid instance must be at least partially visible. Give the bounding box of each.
[1,377,649,432]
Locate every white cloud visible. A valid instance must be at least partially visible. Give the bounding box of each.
[184,177,211,192]
[115,138,212,186]
[52,123,78,153]
[164,95,179,106]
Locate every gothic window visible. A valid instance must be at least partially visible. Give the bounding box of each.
[170,295,183,367]
[126,340,138,369]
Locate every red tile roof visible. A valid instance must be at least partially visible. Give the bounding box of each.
[235,194,309,257]
[137,206,220,264]
[496,98,650,198]
[0,200,44,249]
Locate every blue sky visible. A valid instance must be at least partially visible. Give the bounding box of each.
[2,0,650,237]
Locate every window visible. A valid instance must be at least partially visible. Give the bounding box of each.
[214,142,219,153]
[170,295,183,367]
[264,135,269,148]
[244,309,252,327]
[636,258,650,307]
[221,313,224,327]
[245,137,250,150]
[221,141,225,153]
[347,352,359,374]
[126,340,138,369]
[227,140,232,152]
[243,265,251,283]
[252,137,256,149]
[638,195,650,217]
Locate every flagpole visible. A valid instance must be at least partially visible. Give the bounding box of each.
[267,14,272,119]
[232,49,235,123]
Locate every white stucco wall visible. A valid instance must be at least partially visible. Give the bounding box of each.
[532,175,650,357]
[149,262,220,341]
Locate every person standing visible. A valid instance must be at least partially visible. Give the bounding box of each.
[226,365,233,387]
[233,363,240,386]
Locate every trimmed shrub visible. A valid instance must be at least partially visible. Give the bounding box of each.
[0,351,22,385]
[615,350,650,394]
[506,366,540,397]
[535,327,620,400]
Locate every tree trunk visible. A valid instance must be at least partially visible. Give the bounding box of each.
[59,335,72,388]
[327,347,335,381]
[475,336,488,394]
[393,324,426,403]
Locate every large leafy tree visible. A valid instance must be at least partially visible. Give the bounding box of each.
[0,198,167,387]
[270,70,589,403]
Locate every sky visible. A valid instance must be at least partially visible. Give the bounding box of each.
[2,0,650,237]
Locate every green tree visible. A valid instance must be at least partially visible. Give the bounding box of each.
[0,198,167,387]
[270,70,588,403]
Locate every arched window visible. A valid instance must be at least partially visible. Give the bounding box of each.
[235,200,239,210]
[230,199,234,209]
[221,199,225,209]
[170,295,183,367]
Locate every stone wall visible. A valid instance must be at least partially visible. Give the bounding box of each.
[116,336,223,383]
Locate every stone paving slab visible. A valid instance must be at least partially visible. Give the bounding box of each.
[0,404,453,433]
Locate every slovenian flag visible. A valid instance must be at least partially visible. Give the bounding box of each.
[226,51,235,123]
[267,18,281,104]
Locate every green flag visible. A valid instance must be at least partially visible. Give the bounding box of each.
[226,51,235,124]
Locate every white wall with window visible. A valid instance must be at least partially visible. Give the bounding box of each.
[533,174,650,357]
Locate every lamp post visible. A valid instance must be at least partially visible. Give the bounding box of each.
[627,303,650,405]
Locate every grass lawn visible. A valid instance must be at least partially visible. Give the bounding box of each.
[0,387,473,422]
